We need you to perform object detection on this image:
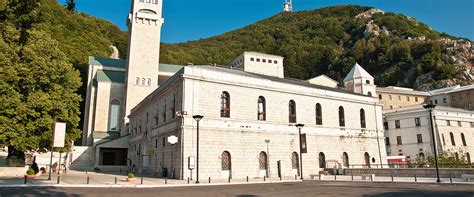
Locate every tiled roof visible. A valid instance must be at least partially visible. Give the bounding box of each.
[95,70,126,83]
[88,56,183,73]
[343,63,373,81]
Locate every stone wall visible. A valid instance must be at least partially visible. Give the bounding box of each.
[344,168,474,178]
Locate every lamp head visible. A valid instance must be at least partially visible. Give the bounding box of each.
[193,115,204,122]
[423,104,436,110]
[295,123,304,129]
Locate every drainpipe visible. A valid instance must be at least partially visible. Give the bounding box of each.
[374,102,383,168]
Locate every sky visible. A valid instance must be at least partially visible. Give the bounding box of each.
[59,0,474,43]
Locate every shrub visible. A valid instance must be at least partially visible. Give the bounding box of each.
[26,168,35,175]
[128,173,135,178]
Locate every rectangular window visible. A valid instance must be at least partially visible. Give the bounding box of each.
[415,118,421,127]
[434,99,438,104]
[250,58,255,61]
[162,137,166,147]
[407,96,410,101]
[268,60,272,63]
[443,98,447,103]
[383,121,389,130]
[155,138,158,148]
[446,120,451,126]
[398,96,401,100]
[417,134,423,143]
[471,122,474,128]
[395,120,400,129]
[379,94,382,99]
[389,95,392,100]
[385,137,390,145]
[146,112,149,124]
[256,58,260,62]
[397,136,402,145]
[390,105,393,109]
[457,121,462,127]
[274,60,278,64]
[415,97,419,102]
[262,59,266,63]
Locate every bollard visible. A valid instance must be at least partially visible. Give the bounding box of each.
[141,177,143,185]
[450,175,452,183]
[246,176,249,182]
[187,177,190,184]
[334,174,337,181]
[264,176,266,182]
[295,175,297,180]
[24,175,27,184]
[391,175,394,182]
[351,174,353,181]
[228,176,231,183]
[209,177,211,183]
[87,176,90,184]
[414,175,417,182]
[165,177,167,184]
[57,176,60,184]
[115,177,117,184]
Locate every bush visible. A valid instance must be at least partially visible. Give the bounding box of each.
[128,173,135,178]
[26,168,35,175]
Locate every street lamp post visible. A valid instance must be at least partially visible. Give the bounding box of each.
[48,109,60,181]
[192,115,203,184]
[423,104,441,183]
[295,123,304,180]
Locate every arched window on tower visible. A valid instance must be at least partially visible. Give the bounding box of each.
[360,109,366,128]
[141,78,145,86]
[136,77,140,85]
[316,103,322,125]
[257,96,266,121]
[221,151,231,173]
[342,152,349,167]
[338,106,345,127]
[220,91,230,117]
[109,100,121,131]
[147,78,151,86]
[289,100,296,123]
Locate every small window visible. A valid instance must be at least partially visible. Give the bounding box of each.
[136,77,140,85]
[360,109,366,128]
[379,94,382,99]
[338,106,345,127]
[434,99,438,104]
[385,137,390,145]
[397,136,402,145]
[162,137,166,147]
[268,60,272,63]
[390,105,393,109]
[407,96,410,101]
[450,132,455,146]
[383,121,389,130]
[461,133,467,146]
[398,96,401,101]
[316,103,322,125]
[256,58,260,62]
[415,118,421,127]
[389,95,392,100]
[446,120,451,126]
[365,80,370,84]
[368,92,372,97]
[147,78,151,86]
[417,134,423,143]
[257,96,266,121]
[262,59,266,63]
[221,91,230,118]
[395,120,400,129]
[155,138,158,148]
[457,121,462,127]
[289,100,296,123]
[471,122,474,128]
[250,58,255,61]
[141,78,145,86]
[415,97,419,102]
[274,60,278,64]
[318,152,326,168]
[443,98,447,103]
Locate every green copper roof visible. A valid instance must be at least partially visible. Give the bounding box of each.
[89,56,126,68]
[89,56,183,73]
[95,70,126,83]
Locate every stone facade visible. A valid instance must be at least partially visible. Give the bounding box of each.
[377,86,429,110]
[384,105,474,164]
[128,64,387,180]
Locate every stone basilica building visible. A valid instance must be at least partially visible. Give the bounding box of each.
[80,0,388,179]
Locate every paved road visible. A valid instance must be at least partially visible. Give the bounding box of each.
[1,181,473,197]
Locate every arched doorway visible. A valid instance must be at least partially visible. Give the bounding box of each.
[259,151,268,177]
[364,152,370,168]
[342,152,349,168]
[291,152,299,176]
[221,151,231,179]
[319,152,326,168]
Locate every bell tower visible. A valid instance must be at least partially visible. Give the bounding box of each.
[123,0,164,130]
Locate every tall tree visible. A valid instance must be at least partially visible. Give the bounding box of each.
[66,0,76,12]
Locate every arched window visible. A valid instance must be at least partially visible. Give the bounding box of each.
[419,153,425,161]
[109,100,120,131]
[366,80,370,84]
[291,152,300,176]
[221,151,231,171]
[220,91,230,117]
[315,103,322,125]
[257,96,266,121]
[147,78,151,86]
[318,152,326,168]
[360,109,366,128]
[338,106,345,127]
[259,151,268,171]
[364,152,370,168]
[289,100,296,123]
[141,78,145,86]
[368,92,372,97]
[461,133,467,146]
[450,132,456,146]
[136,77,140,85]
[467,152,471,164]
[342,152,349,167]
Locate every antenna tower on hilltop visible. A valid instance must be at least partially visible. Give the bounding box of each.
[283,0,293,12]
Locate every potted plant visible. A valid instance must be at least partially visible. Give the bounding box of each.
[127,172,135,182]
[26,168,36,179]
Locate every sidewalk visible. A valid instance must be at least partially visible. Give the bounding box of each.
[0,170,472,188]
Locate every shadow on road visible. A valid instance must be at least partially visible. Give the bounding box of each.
[0,187,82,197]
[364,190,473,197]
